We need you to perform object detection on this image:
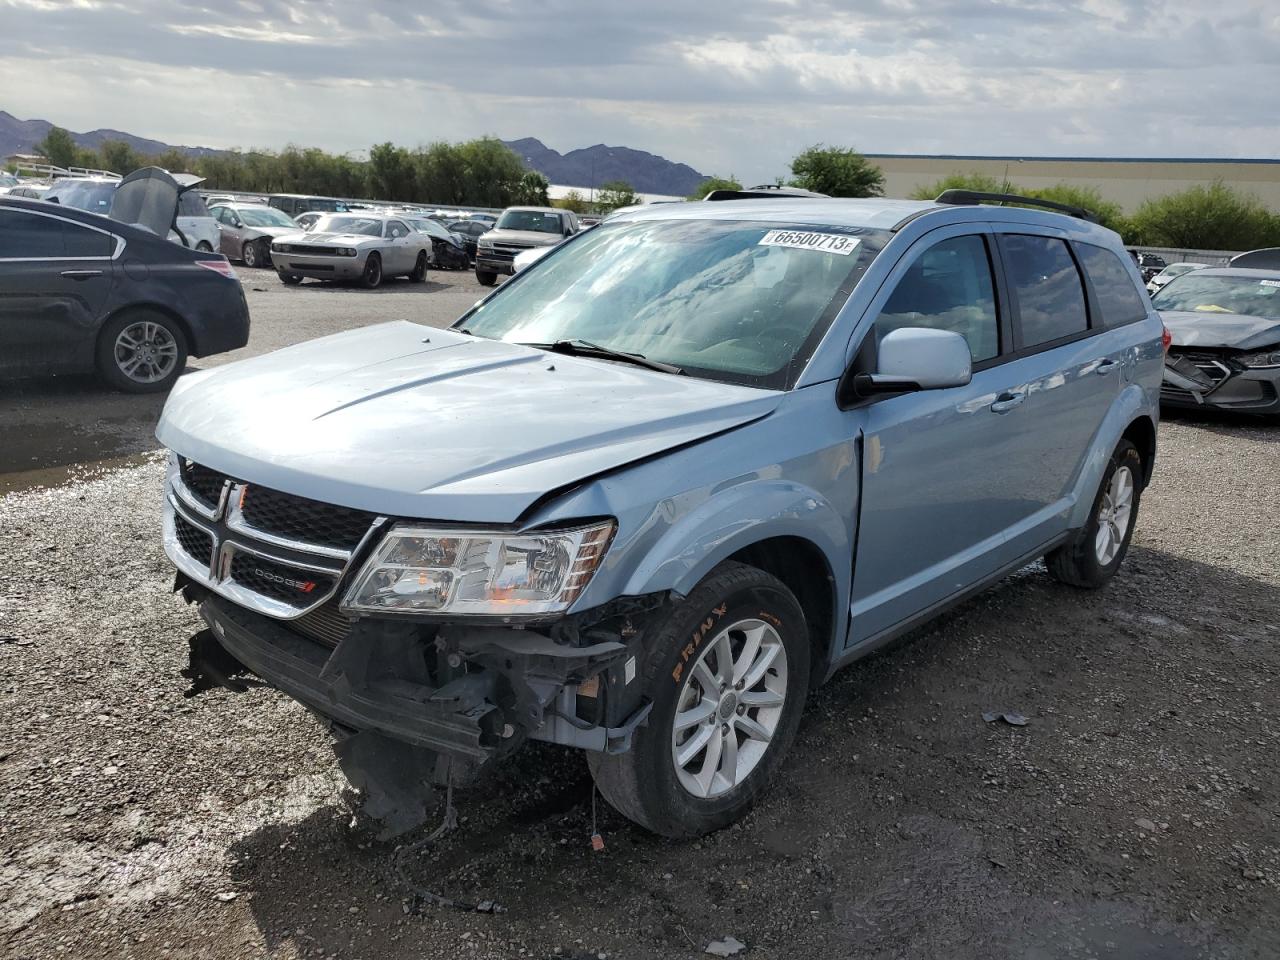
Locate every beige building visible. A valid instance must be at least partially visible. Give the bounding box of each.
[867,154,1280,212]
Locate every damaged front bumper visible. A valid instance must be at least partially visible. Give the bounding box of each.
[187,590,659,763]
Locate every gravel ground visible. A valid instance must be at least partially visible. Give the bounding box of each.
[1,272,1278,959]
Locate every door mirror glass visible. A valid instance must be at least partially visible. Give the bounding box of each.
[852,327,972,397]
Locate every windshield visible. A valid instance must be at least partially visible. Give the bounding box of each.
[239,206,299,228]
[458,218,887,389]
[1154,274,1280,319]
[311,215,382,236]
[0,174,17,187]
[410,218,449,239]
[496,210,563,234]
[51,180,116,213]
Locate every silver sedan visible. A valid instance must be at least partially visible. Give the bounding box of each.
[269,213,432,288]
[210,202,305,268]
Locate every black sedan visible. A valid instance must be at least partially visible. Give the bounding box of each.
[0,190,250,393]
[447,219,491,259]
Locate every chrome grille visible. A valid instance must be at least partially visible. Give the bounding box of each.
[162,454,385,621]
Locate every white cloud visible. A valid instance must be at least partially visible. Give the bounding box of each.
[1,0,1277,185]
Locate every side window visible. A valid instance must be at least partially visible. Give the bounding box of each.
[1076,242,1148,327]
[388,220,409,239]
[0,209,72,258]
[876,234,1000,363]
[60,220,114,258]
[1002,235,1089,348]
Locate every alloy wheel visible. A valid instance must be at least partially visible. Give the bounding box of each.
[113,320,179,384]
[670,618,788,798]
[1094,464,1134,566]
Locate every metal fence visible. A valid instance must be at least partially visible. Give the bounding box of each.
[1128,245,1238,267]
[195,187,505,217]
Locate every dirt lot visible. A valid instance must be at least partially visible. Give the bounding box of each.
[1,267,1278,959]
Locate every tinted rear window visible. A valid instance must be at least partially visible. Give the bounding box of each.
[178,191,209,216]
[1076,243,1147,327]
[0,208,112,258]
[1003,235,1089,348]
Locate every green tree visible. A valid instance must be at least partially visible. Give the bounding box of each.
[415,142,468,204]
[555,189,590,214]
[789,144,883,197]
[595,180,640,212]
[368,141,415,201]
[154,148,190,175]
[1128,181,1279,250]
[98,139,143,176]
[34,126,78,169]
[515,170,550,206]
[458,137,528,207]
[687,175,742,200]
[1024,183,1127,234]
[909,172,1006,200]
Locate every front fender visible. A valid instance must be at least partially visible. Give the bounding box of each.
[1067,382,1155,529]
[621,478,850,600]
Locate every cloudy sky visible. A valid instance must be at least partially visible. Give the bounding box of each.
[2,0,1278,183]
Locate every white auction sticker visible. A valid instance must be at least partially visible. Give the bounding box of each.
[1260,279,1280,288]
[759,230,860,256]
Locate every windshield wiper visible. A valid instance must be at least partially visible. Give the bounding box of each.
[525,339,684,375]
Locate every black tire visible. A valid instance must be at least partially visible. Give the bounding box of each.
[588,562,810,838]
[95,309,188,394]
[196,241,213,253]
[1046,439,1143,588]
[410,250,428,283]
[242,239,262,268]
[278,272,303,285]
[476,269,497,286]
[361,253,383,289]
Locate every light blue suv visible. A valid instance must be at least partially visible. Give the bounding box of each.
[158,192,1164,838]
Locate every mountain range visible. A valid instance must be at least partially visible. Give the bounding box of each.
[0,110,223,161]
[0,110,708,196]
[502,137,706,196]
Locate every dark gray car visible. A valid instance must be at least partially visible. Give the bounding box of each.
[1157,267,1280,415]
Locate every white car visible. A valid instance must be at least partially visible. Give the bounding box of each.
[1147,262,1205,294]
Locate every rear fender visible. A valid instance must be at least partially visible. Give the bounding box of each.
[1067,383,1155,529]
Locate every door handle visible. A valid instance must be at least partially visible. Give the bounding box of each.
[60,269,103,280]
[990,391,1026,414]
[1095,359,1121,374]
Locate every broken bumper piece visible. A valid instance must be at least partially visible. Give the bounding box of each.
[192,595,654,762]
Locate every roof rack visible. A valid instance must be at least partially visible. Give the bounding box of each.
[934,189,1099,224]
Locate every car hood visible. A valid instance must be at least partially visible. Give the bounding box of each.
[1160,310,1280,350]
[484,229,563,247]
[291,232,382,246]
[248,225,298,239]
[156,322,780,523]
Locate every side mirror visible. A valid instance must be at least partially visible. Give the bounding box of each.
[851,327,972,397]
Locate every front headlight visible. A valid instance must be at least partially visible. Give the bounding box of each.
[477,240,494,252]
[1239,348,1280,369]
[274,242,290,253]
[342,247,358,256]
[341,521,615,617]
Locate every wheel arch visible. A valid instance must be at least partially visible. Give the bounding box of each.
[1121,414,1156,487]
[1066,385,1156,529]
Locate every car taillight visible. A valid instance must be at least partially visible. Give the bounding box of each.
[195,258,237,280]
[1161,322,1172,353]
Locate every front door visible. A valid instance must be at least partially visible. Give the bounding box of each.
[0,206,115,375]
[848,226,1040,644]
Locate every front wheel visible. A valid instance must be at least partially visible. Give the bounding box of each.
[475,269,497,286]
[588,562,809,838]
[1046,439,1143,588]
[361,253,383,289]
[242,240,263,268]
[278,272,303,285]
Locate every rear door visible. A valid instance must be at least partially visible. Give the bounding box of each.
[987,228,1124,560]
[0,206,116,374]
